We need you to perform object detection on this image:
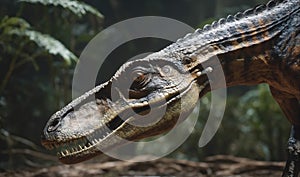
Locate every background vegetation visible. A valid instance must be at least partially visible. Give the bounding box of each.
[0,0,290,170]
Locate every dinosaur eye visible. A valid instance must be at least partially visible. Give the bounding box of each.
[131,70,151,90]
[133,72,146,83]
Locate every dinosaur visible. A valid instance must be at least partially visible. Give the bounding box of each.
[41,0,300,176]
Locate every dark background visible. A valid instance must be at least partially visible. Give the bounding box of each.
[0,0,290,170]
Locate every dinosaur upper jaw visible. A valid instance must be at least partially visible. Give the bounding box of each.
[42,78,203,164]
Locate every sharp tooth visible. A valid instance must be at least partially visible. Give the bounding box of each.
[84,145,88,149]
[79,145,83,150]
[61,151,65,156]
[65,150,69,154]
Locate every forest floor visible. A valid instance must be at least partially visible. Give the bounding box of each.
[1,155,285,177]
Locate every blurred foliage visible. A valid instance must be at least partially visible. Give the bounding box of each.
[0,0,292,170]
[233,85,289,160]
[170,85,289,162]
[19,0,104,18]
[0,0,102,170]
[0,17,77,66]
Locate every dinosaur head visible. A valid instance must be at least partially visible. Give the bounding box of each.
[41,57,207,164]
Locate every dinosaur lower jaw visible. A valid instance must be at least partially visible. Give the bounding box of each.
[42,136,100,163]
[43,122,133,164]
[42,113,155,164]
[43,98,180,164]
[42,118,122,164]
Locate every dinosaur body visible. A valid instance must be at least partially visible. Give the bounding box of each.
[42,0,300,176]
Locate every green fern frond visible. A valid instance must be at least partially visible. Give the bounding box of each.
[1,17,78,65]
[10,29,78,64]
[19,0,104,18]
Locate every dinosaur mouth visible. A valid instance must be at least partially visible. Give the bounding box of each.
[42,90,180,163]
[43,109,131,163]
[42,78,207,164]
[42,124,113,163]
[42,110,153,163]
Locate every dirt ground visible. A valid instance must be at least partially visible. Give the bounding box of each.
[1,155,285,177]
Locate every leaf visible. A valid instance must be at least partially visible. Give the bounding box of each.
[19,0,104,18]
[0,17,78,64]
[9,28,78,64]
[0,16,30,32]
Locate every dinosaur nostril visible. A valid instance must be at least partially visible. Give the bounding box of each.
[47,118,61,132]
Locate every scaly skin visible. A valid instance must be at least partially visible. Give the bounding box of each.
[42,0,300,176]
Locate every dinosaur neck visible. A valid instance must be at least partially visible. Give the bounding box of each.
[161,0,299,88]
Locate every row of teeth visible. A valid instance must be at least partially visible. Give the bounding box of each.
[45,130,112,157]
[58,131,111,157]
